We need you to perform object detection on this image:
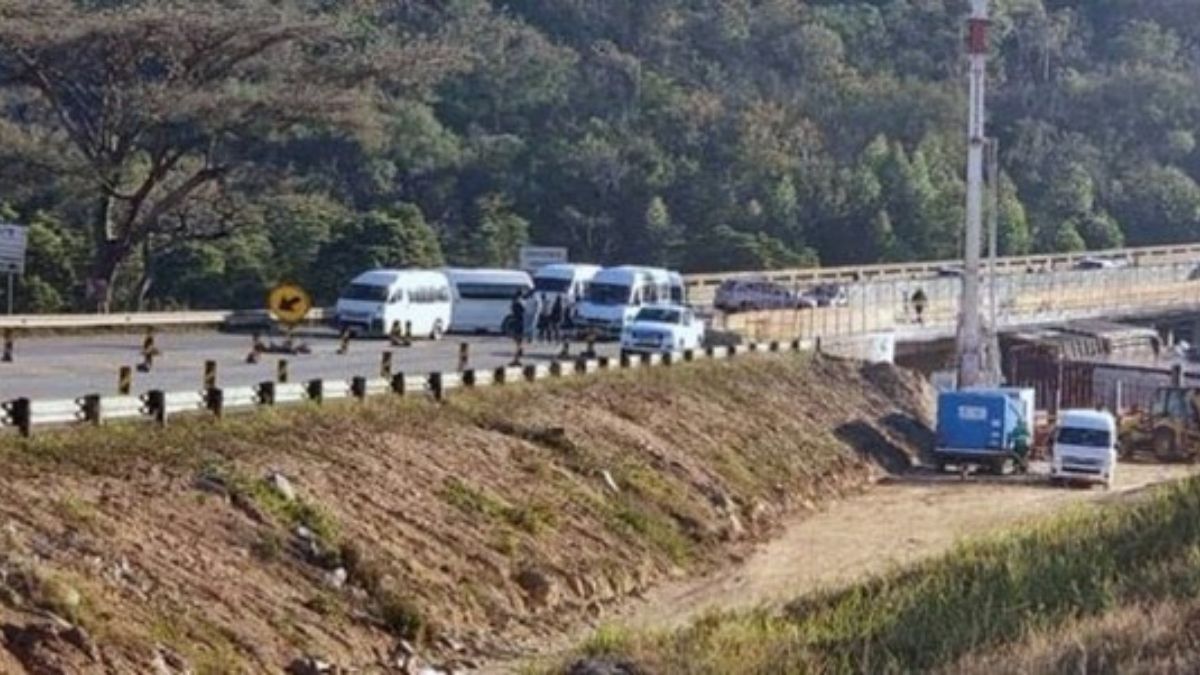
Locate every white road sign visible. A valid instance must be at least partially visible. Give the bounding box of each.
[519,246,568,272]
[0,224,27,275]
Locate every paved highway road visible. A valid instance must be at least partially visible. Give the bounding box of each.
[0,330,621,401]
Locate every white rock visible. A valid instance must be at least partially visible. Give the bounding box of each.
[600,470,619,494]
[265,471,297,502]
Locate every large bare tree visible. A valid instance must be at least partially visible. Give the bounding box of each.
[0,0,464,309]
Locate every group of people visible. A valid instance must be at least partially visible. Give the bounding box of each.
[509,290,570,343]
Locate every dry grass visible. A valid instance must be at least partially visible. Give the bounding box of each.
[0,354,933,672]
[560,476,1200,674]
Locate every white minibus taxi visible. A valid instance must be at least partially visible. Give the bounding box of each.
[443,268,533,334]
[576,266,682,337]
[533,263,601,316]
[1051,409,1118,489]
[334,269,452,339]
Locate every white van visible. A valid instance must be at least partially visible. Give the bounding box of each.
[1051,409,1118,488]
[576,266,682,337]
[443,268,533,334]
[334,269,452,339]
[533,263,601,318]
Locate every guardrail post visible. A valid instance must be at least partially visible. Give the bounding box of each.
[550,361,565,377]
[663,352,676,366]
[597,356,611,369]
[138,328,159,373]
[582,331,598,359]
[205,387,224,418]
[494,366,508,384]
[336,327,351,355]
[390,373,406,396]
[458,343,470,372]
[4,398,31,438]
[203,361,218,390]
[246,331,264,364]
[351,376,368,400]
[429,372,445,401]
[380,351,393,379]
[2,328,13,363]
[523,364,538,382]
[117,366,133,396]
[620,352,633,368]
[81,394,101,426]
[257,381,276,406]
[144,390,167,427]
[683,349,696,362]
[463,369,478,387]
[769,341,781,353]
[277,359,289,384]
[306,379,324,404]
[574,358,588,374]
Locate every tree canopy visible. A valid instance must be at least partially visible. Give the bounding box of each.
[0,0,1198,310]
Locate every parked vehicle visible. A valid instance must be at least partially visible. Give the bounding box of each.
[934,389,1032,473]
[714,278,809,312]
[576,266,681,337]
[443,268,533,334]
[620,305,705,356]
[1119,386,1200,462]
[533,263,602,320]
[1074,256,1127,270]
[334,269,452,338]
[802,283,849,307]
[1051,409,1118,488]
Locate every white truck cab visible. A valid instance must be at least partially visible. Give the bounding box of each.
[620,305,705,355]
[1051,409,1118,488]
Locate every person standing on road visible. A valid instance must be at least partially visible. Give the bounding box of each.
[911,288,928,325]
[510,291,526,344]
[548,295,565,343]
[523,289,542,343]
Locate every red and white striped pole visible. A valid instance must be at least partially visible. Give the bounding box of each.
[957,0,990,389]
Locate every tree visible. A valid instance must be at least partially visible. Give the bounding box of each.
[311,206,443,301]
[0,0,464,309]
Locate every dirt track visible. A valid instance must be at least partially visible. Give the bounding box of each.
[615,461,1198,632]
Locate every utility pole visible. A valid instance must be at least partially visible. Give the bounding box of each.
[957,0,990,388]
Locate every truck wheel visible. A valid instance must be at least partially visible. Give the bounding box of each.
[1153,428,1179,463]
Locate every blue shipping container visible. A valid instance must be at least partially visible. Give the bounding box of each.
[936,390,1023,456]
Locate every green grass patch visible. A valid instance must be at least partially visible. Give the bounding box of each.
[564,475,1200,674]
[439,477,557,536]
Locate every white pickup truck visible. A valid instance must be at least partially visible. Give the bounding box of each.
[620,305,705,356]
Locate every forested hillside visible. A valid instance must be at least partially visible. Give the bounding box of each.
[1,0,1198,310]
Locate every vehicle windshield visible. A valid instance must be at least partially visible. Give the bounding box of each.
[1056,427,1111,448]
[587,283,632,305]
[534,277,571,294]
[635,307,682,324]
[340,283,389,302]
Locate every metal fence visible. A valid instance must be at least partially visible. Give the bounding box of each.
[0,341,807,438]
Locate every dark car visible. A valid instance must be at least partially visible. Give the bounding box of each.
[802,283,849,307]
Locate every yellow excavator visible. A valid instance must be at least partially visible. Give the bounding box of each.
[1120,386,1200,462]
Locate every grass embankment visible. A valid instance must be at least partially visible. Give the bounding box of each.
[570,476,1200,674]
[0,354,931,673]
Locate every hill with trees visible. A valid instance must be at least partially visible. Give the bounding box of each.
[1,0,1198,310]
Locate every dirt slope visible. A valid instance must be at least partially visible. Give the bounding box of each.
[0,354,932,674]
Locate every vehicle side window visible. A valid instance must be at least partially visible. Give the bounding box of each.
[389,288,405,304]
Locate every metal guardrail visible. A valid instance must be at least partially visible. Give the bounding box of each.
[2,243,1200,330]
[0,308,330,331]
[0,342,796,437]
